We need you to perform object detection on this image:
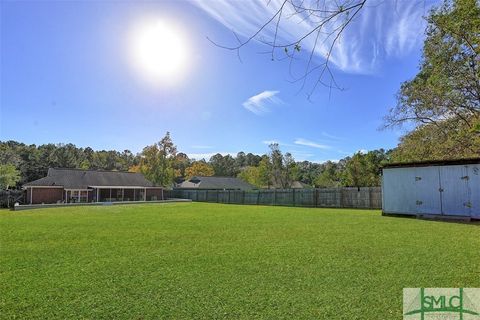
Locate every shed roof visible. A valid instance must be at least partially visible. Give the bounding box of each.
[176,176,255,190]
[382,158,480,169]
[24,168,156,189]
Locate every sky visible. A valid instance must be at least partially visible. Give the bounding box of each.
[0,0,438,163]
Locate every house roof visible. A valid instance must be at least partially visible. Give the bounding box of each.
[266,181,312,189]
[290,181,312,189]
[23,168,156,189]
[382,158,480,169]
[176,176,255,190]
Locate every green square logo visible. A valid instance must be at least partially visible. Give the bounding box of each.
[404,288,480,319]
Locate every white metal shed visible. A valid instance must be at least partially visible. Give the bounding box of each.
[382,159,480,219]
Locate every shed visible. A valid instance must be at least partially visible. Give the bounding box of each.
[382,158,480,219]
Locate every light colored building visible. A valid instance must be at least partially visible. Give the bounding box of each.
[382,158,480,219]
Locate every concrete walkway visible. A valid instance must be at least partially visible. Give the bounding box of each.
[13,198,191,211]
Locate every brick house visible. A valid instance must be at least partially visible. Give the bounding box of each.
[23,168,164,204]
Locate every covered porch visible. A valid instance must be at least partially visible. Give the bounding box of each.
[64,187,164,203]
[92,186,164,203]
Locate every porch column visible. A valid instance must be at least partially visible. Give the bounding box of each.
[30,187,33,204]
[97,188,100,202]
[122,188,124,202]
[109,188,112,201]
[134,189,136,201]
[144,188,147,201]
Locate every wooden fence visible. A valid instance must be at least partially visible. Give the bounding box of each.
[168,187,382,209]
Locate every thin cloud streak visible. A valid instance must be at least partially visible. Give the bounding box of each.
[295,138,331,149]
[262,140,279,145]
[187,151,236,161]
[262,139,294,147]
[321,131,343,141]
[243,90,282,115]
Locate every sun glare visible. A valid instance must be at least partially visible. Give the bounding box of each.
[129,19,189,84]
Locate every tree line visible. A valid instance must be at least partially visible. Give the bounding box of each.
[0,136,390,189]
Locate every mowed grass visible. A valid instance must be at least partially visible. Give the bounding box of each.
[1,203,479,319]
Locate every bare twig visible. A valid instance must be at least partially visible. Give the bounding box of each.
[206,0,367,97]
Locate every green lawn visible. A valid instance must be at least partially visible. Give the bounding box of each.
[1,203,478,319]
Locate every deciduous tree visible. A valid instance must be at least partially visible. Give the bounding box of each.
[185,161,215,179]
[238,166,261,187]
[140,132,177,187]
[0,164,21,189]
[385,0,480,160]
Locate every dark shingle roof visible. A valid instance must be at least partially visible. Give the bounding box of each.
[176,176,255,190]
[382,158,480,169]
[24,168,156,189]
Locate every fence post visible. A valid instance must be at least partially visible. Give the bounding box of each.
[257,190,260,205]
[368,187,373,209]
[314,189,318,207]
[243,191,246,204]
[340,188,344,208]
[292,189,295,207]
[274,189,277,206]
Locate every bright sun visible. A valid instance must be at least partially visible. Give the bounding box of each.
[129,19,189,84]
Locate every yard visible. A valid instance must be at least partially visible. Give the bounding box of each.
[1,203,478,319]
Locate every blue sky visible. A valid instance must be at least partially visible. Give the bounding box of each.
[0,0,436,162]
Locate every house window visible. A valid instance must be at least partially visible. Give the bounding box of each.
[69,190,88,203]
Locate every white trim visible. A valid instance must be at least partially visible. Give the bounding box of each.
[88,186,159,189]
[23,185,163,189]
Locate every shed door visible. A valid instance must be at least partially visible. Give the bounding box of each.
[468,165,480,218]
[415,167,442,215]
[382,167,417,214]
[439,165,471,216]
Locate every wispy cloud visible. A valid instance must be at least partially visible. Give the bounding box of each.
[321,132,343,141]
[262,139,294,147]
[312,158,342,164]
[243,90,282,115]
[193,0,430,74]
[262,140,279,145]
[288,150,315,161]
[186,151,235,161]
[294,138,331,149]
